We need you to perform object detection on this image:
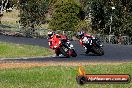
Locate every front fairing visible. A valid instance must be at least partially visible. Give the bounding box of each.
[48,38,62,49]
[66,41,74,49]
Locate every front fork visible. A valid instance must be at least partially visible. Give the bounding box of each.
[83,44,91,54]
[83,45,87,52]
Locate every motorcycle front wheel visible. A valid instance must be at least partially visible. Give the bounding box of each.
[71,49,77,57]
[92,46,104,56]
[59,47,69,57]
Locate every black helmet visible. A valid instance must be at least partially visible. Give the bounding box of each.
[76,31,84,39]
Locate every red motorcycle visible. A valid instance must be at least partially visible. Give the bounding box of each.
[48,38,77,57]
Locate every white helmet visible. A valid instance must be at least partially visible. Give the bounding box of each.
[48,31,54,37]
[76,31,84,39]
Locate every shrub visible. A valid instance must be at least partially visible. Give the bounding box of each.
[49,0,81,31]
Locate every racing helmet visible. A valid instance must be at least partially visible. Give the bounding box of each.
[48,31,54,38]
[76,31,84,39]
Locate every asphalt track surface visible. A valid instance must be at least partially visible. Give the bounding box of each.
[0,35,132,63]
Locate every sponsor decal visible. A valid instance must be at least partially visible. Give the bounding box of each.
[76,66,131,85]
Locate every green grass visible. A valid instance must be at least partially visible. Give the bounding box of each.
[0,63,131,88]
[0,42,53,58]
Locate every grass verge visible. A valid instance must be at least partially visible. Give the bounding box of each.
[0,63,131,88]
[0,42,53,58]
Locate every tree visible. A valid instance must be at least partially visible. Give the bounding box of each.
[107,0,132,36]
[79,0,106,33]
[91,1,105,31]
[49,0,82,31]
[80,0,132,36]
[18,0,49,28]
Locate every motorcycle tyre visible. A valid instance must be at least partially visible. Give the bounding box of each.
[59,47,69,58]
[71,49,77,57]
[92,46,104,56]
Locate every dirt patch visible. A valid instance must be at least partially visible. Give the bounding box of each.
[0,62,82,69]
[0,61,130,69]
[0,62,48,69]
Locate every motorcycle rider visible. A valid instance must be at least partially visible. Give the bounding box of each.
[76,31,95,54]
[48,31,68,56]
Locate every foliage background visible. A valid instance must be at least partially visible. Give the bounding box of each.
[49,0,81,31]
[0,0,132,36]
